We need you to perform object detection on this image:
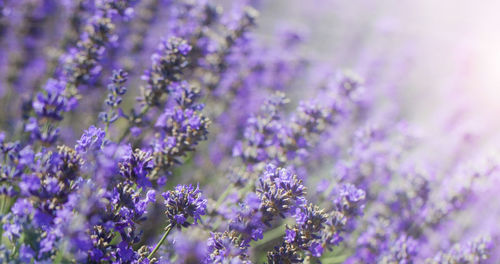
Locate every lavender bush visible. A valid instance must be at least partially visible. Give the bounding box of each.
[0,0,497,263]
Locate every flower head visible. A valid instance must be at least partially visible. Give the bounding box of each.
[257,164,307,225]
[162,184,207,228]
[75,126,105,154]
[119,146,154,187]
[33,79,67,121]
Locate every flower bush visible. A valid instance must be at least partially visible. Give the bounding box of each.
[0,0,496,263]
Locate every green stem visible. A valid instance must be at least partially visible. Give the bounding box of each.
[104,122,110,138]
[0,195,5,214]
[147,224,173,259]
[214,184,233,208]
[211,186,232,231]
[252,222,287,247]
[320,254,348,263]
[0,196,4,245]
[54,241,67,264]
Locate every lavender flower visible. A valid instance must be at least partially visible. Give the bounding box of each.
[119,145,154,187]
[0,1,498,263]
[257,164,307,224]
[428,237,492,264]
[205,231,252,264]
[162,184,207,228]
[140,37,192,106]
[75,125,105,154]
[99,69,128,125]
[62,0,136,95]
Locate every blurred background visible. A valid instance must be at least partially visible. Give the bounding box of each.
[257,0,500,159]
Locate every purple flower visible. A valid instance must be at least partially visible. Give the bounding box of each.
[3,221,21,240]
[19,245,35,263]
[0,0,497,263]
[39,231,57,256]
[11,199,33,217]
[257,164,307,224]
[140,37,192,105]
[18,146,34,167]
[309,242,324,257]
[100,69,129,124]
[19,174,40,195]
[228,193,265,242]
[174,214,187,225]
[332,183,366,217]
[285,229,296,243]
[162,184,207,228]
[117,241,135,262]
[75,126,105,154]
[205,232,252,264]
[178,42,192,56]
[33,79,67,121]
[119,145,154,187]
[45,177,61,195]
[378,235,418,263]
[130,126,142,137]
[430,237,492,263]
[33,210,52,228]
[146,190,156,203]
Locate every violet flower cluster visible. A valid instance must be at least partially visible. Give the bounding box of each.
[0,0,497,263]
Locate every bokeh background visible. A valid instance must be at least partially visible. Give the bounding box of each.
[258,0,500,158]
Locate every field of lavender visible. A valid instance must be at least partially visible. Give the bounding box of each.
[0,0,498,263]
